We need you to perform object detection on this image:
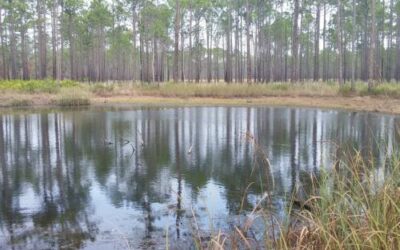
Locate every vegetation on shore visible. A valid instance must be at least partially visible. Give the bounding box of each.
[3,80,400,98]
[1,80,400,112]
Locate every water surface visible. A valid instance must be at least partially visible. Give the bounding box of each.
[0,106,398,249]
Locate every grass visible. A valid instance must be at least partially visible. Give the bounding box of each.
[2,80,400,99]
[87,81,400,99]
[276,147,400,249]
[93,81,339,98]
[9,99,32,107]
[53,88,90,106]
[0,79,78,93]
[196,137,400,249]
[1,80,400,113]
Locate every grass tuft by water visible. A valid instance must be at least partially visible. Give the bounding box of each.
[194,140,400,249]
[54,88,90,106]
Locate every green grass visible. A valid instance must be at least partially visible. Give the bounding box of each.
[0,79,79,93]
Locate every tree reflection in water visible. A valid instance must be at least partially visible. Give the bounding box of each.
[0,106,398,249]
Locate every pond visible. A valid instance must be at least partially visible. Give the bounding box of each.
[0,106,398,249]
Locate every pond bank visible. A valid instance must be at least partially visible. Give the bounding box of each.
[1,81,399,114]
[94,95,400,114]
[0,93,399,115]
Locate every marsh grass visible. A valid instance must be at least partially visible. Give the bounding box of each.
[276,149,400,249]
[91,81,400,99]
[54,88,90,106]
[194,136,400,249]
[130,82,339,98]
[1,80,400,103]
[9,99,31,107]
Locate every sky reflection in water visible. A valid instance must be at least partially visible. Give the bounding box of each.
[0,106,398,249]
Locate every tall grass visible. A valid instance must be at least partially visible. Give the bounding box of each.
[275,147,400,249]
[97,81,400,99]
[196,138,400,249]
[53,88,90,106]
[1,80,400,99]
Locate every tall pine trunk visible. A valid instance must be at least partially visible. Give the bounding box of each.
[313,1,320,81]
[246,0,252,83]
[173,0,180,82]
[351,0,356,89]
[368,0,376,90]
[291,0,300,83]
[337,0,344,86]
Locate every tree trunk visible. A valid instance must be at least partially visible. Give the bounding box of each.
[323,2,327,81]
[313,1,320,81]
[180,24,185,81]
[291,0,300,83]
[195,15,201,83]
[351,0,356,89]
[8,0,18,79]
[206,21,212,83]
[173,0,180,82]
[337,0,344,86]
[0,7,8,79]
[225,12,233,83]
[21,29,30,80]
[52,0,57,80]
[37,0,47,79]
[246,0,252,83]
[132,5,137,81]
[387,0,393,81]
[368,0,376,90]
[68,14,75,80]
[188,1,193,81]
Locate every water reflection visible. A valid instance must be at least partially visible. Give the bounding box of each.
[0,107,398,249]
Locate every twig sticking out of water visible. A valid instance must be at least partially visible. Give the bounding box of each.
[104,138,113,145]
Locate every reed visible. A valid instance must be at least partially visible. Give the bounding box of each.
[196,139,400,249]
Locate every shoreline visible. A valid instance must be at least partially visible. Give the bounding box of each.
[94,95,397,114]
[1,94,399,115]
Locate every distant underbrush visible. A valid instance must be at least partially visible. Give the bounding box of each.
[0,79,79,93]
[1,80,400,100]
[91,81,400,99]
[103,82,339,98]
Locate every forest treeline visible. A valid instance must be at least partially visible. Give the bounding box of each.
[0,0,396,87]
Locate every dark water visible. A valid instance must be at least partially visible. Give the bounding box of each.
[0,106,398,249]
